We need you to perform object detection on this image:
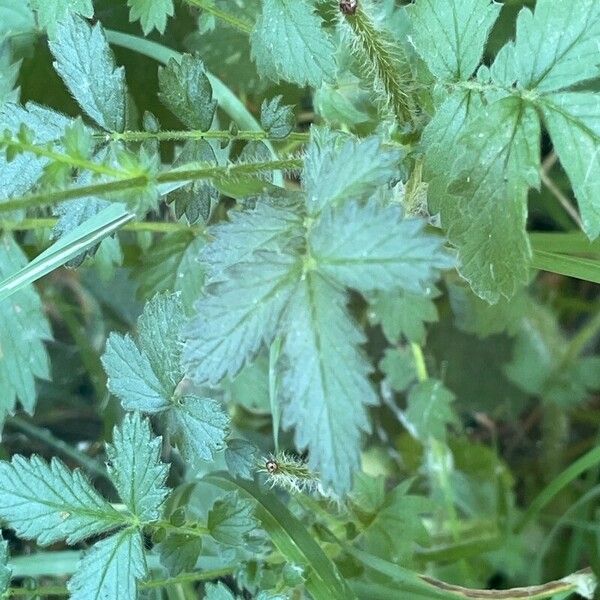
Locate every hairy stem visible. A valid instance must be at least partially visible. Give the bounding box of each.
[104,129,309,144]
[181,0,253,33]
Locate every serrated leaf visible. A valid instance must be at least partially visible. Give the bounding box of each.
[49,15,127,131]
[303,131,401,215]
[0,0,35,38]
[251,0,335,86]
[442,97,540,301]
[310,199,451,295]
[30,0,93,33]
[541,93,600,239]
[409,0,500,82]
[261,96,294,139]
[205,582,236,600]
[0,455,122,545]
[68,530,146,600]
[128,0,174,34]
[280,272,377,493]
[0,41,20,107]
[404,379,457,441]
[368,289,438,344]
[513,0,600,92]
[157,533,202,575]
[0,534,10,594]
[107,413,169,522]
[134,230,205,313]
[200,199,304,280]
[379,348,417,393]
[208,492,257,547]
[183,252,300,385]
[0,234,51,428]
[158,54,217,131]
[225,439,260,480]
[102,294,230,463]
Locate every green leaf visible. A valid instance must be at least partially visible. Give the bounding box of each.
[0,455,122,545]
[224,353,270,414]
[303,131,401,215]
[379,347,417,393]
[405,379,457,441]
[49,15,127,131]
[158,54,217,131]
[0,40,20,107]
[30,0,93,33]
[127,0,174,34]
[261,96,294,139]
[540,93,600,239]
[251,0,336,86]
[280,272,377,493]
[0,534,10,594]
[409,0,500,81]
[310,199,451,295]
[107,413,169,522]
[157,533,202,575]
[102,294,230,463]
[205,582,236,600]
[0,0,35,38]
[368,289,438,344]
[208,491,257,547]
[68,530,146,600]
[225,439,259,480]
[0,234,51,427]
[513,0,600,92]
[443,96,540,301]
[183,252,300,385]
[134,230,205,313]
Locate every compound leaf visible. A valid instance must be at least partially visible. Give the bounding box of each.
[0,235,51,428]
[251,0,335,86]
[30,0,93,33]
[0,455,122,545]
[310,199,451,295]
[405,379,457,441]
[207,492,257,547]
[49,15,127,131]
[261,96,294,139]
[68,529,146,600]
[127,0,174,34]
[107,413,169,522]
[280,272,377,493]
[409,0,500,82]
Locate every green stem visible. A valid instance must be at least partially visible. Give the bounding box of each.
[152,520,209,538]
[1,217,200,233]
[0,158,302,213]
[181,0,253,33]
[7,417,106,479]
[410,343,428,382]
[106,129,308,144]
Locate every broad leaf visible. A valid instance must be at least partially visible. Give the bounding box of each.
[261,96,294,139]
[207,492,257,547]
[541,93,600,239]
[107,413,169,522]
[225,439,260,480]
[158,54,217,131]
[157,533,202,575]
[127,0,174,34]
[49,15,127,131]
[514,0,600,92]
[0,455,122,545]
[404,379,457,441]
[251,0,335,86]
[68,530,146,600]
[379,347,417,393]
[280,272,377,493]
[443,96,540,301]
[0,235,51,428]
[206,583,236,600]
[184,253,300,384]
[310,199,452,295]
[0,535,9,594]
[0,41,20,107]
[303,131,402,215]
[102,295,230,463]
[30,0,93,33]
[409,0,500,81]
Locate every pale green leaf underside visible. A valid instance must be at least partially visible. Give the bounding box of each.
[49,15,127,131]
[280,272,377,493]
[127,0,174,34]
[207,492,257,547]
[541,93,600,239]
[409,0,500,81]
[0,455,121,545]
[514,0,600,92]
[251,0,336,86]
[310,200,452,295]
[107,413,169,522]
[68,530,146,600]
[0,235,51,427]
[404,379,457,441]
